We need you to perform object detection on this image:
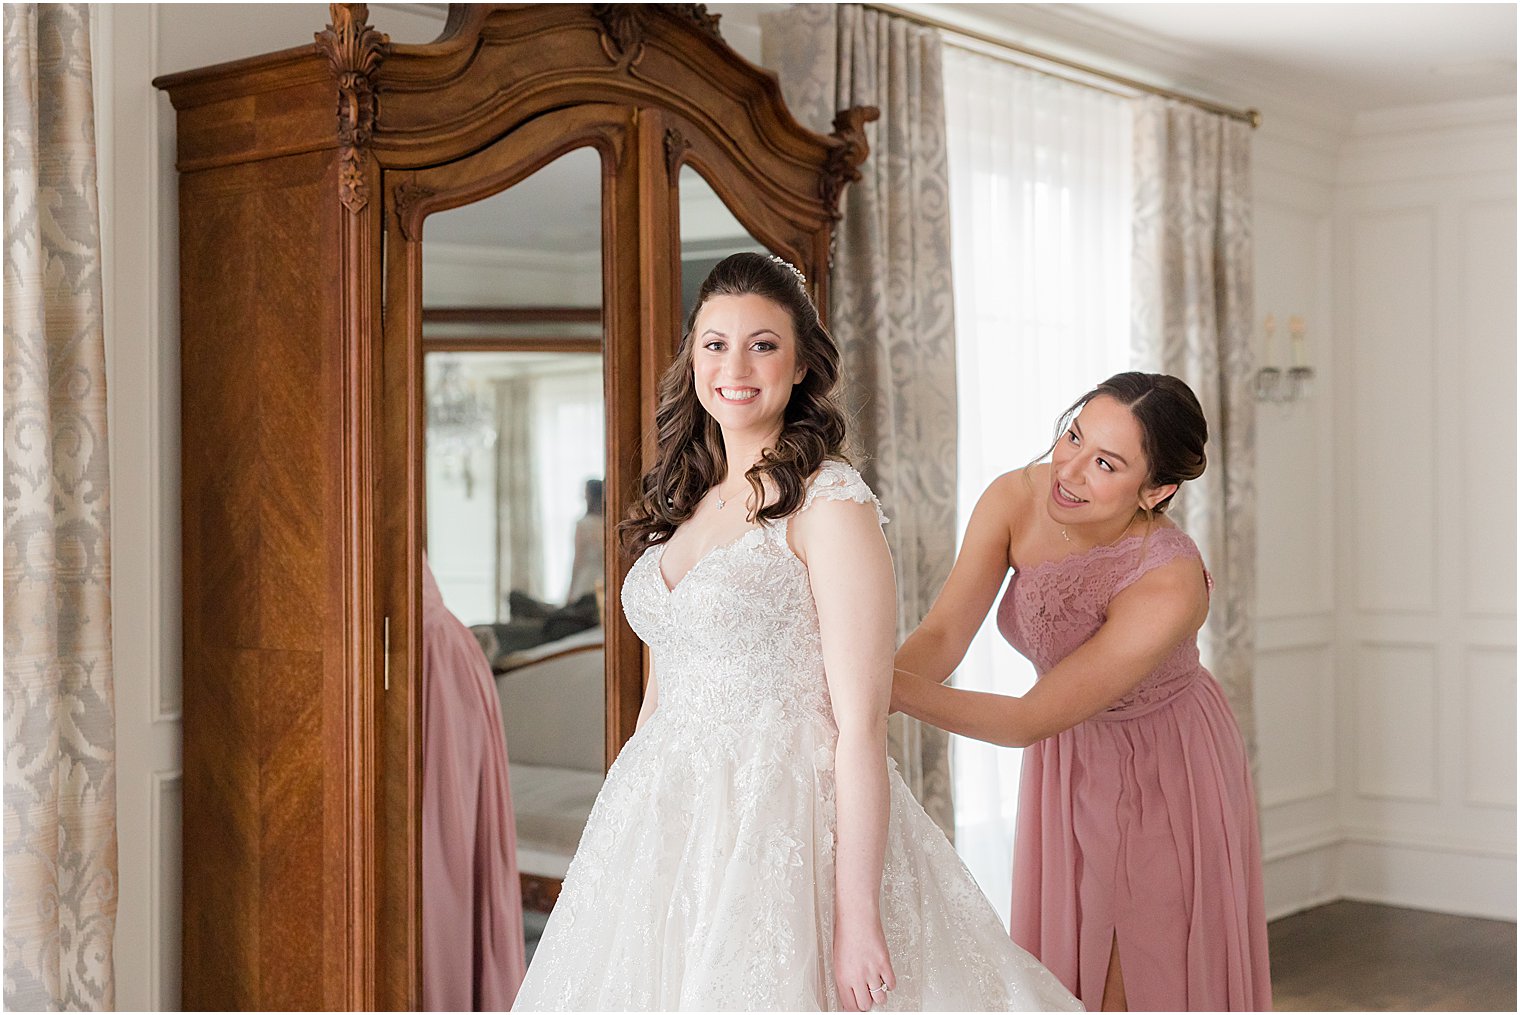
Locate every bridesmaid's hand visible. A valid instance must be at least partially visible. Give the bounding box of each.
[889,668,918,717]
[833,915,896,1011]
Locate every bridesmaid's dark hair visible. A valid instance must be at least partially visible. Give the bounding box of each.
[617,252,848,555]
[1039,371,1208,514]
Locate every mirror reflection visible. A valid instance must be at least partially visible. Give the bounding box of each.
[420,146,605,1002]
[679,165,768,320]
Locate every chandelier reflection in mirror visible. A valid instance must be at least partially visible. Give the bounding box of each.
[427,357,498,496]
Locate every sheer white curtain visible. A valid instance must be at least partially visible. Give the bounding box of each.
[531,364,605,604]
[943,43,1133,925]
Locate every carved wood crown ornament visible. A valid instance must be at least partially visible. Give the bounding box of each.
[392,181,434,242]
[663,127,692,178]
[315,3,390,213]
[822,106,879,222]
[592,4,723,68]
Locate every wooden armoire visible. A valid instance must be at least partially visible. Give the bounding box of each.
[155,4,872,1010]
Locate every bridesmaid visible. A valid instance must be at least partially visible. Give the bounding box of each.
[892,372,1270,1012]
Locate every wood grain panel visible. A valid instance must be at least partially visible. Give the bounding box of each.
[258,650,324,1005]
[179,164,265,1010]
[178,151,342,1010]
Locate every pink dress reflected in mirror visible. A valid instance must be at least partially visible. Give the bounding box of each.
[423,556,527,1010]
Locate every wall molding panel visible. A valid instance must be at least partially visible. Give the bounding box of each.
[1462,646,1518,810]
[1352,643,1441,803]
[150,771,183,1011]
[1332,96,1517,924]
[1256,644,1337,808]
[1348,204,1438,615]
[1250,109,1343,921]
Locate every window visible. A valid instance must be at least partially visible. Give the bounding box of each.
[944,43,1133,924]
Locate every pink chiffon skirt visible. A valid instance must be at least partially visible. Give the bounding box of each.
[423,568,527,1010]
[1010,673,1271,1011]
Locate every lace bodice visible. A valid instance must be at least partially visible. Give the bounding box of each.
[621,460,888,733]
[998,525,1213,718]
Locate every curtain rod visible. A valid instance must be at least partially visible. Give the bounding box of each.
[863,3,1262,129]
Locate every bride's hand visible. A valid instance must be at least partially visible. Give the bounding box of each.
[833,915,896,1011]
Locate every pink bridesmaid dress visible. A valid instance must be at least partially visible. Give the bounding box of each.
[422,559,528,1010]
[999,525,1271,1011]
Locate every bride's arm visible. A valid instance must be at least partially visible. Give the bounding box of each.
[791,496,897,1012]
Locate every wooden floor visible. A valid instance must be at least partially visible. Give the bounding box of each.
[1271,901,1517,1011]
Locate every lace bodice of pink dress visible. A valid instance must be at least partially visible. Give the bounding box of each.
[999,525,1214,716]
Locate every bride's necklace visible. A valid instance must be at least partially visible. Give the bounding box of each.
[713,477,747,511]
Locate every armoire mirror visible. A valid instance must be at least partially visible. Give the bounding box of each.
[157,5,874,1008]
[419,146,608,929]
[679,164,768,320]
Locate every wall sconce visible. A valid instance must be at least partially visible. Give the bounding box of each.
[1255,313,1314,402]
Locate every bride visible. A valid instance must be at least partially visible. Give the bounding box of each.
[512,252,1080,1012]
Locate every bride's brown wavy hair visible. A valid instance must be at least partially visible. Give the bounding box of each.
[617,252,848,556]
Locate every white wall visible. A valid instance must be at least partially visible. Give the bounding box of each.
[1250,114,1345,919]
[1245,98,1519,925]
[1331,97,1516,919]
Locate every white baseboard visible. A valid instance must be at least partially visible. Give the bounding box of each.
[1262,830,1516,923]
[1339,836,1516,922]
[1264,836,1340,921]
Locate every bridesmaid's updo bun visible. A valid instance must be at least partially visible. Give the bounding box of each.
[1056,372,1208,513]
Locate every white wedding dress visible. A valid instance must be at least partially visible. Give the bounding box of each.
[513,461,1082,1012]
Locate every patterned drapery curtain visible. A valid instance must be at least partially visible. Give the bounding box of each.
[495,376,541,610]
[761,3,958,837]
[1130,97,1259,763]
[3,4,119,1010]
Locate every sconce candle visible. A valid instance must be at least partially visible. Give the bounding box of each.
[1289,315,1307,368]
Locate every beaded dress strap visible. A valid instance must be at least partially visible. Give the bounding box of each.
[769,460,888,546]
[801,460,888,524]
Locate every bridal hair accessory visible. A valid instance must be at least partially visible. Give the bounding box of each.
[768,253,806,286]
